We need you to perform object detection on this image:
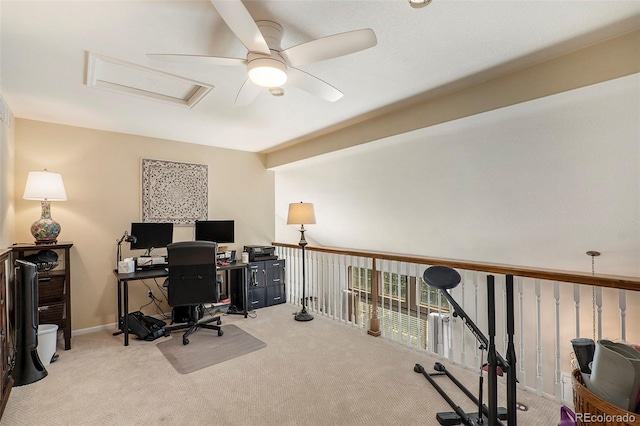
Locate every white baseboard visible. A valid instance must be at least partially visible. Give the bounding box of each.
[69,312,172,337]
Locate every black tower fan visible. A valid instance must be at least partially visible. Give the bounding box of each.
[11,260,47,386]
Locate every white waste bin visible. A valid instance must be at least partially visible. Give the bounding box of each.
[37,324,58,366]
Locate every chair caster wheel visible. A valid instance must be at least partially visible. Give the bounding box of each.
[217,320,222,325]
[183,338,189,345]
[218,329,224,336]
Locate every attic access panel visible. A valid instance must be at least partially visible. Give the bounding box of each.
[85,51,212,107]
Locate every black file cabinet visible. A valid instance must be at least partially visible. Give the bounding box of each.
[248,259,286,310]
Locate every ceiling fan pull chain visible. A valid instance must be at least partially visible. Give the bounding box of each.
[587,251,600,341]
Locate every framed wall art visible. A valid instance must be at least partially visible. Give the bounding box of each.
[141,158,208,225]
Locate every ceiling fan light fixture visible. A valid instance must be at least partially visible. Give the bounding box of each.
[409,0,432,8]
[247,57,287,88]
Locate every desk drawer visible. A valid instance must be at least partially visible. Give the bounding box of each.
[266,285,286,306]
[38,302,64,325]
[38,275,65,304]
[247,288,266,310]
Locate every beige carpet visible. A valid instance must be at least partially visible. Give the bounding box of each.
[1,303,563,425]
[157,324,266,374]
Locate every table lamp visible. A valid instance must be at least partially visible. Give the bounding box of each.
[23,170,67,245]
[287,202,315,322]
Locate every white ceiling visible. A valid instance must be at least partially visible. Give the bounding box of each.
[1,1,639,153]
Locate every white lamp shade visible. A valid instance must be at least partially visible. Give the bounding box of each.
[287,202,316,225]
[23,171,68,201]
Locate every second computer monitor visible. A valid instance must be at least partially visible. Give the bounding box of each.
[195,220,234,244]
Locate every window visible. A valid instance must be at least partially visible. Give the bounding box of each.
[349,266,450,312]
[347,265,450,349]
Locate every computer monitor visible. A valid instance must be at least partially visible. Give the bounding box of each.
[195,220,234,244]
[130,222,174,255]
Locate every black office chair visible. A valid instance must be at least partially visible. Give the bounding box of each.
[165,241,224,345]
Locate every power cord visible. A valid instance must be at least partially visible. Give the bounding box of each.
[137,279,170,320]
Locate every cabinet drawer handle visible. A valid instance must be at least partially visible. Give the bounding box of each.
[251,300,259,305]
[38,306,49,312]
[272,263,279,266]
[273,297,281,300]
[273,279,280,282]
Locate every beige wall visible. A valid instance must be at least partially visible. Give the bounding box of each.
[0,106,15,248]
[274,74,640,276]
[14,119,275,330]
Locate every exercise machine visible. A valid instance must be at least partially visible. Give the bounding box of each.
[414,266,518,425]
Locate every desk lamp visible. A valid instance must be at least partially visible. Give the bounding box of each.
[23,170,67,245]
[287,202,315,322]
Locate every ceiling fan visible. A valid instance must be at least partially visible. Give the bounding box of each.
[147,0,377,105]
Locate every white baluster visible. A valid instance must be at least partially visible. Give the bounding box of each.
[414,263,422,350]
[437,265,443,356]
[425,265,432,353]
[291,247,297,307]
[502,276,508,364]
[349,257,362,327]
[554,282,562,402]
[352,257,359,326]
[395,260,401,344]
[327,253,332,318]
[332,253,337,319]
[332,253,338,319]
[535,279,543,395]
[323,252,327,316]
[366,257,371,328]
[518,276,526,388]
[460,270,466,367]
[309,250,316,313]
[619,289,627,341]
[339,255,345,323]
[323,252,329,316]
[473,270,480,369]
[446,268,455,362]
[573,284,580,338]
[338,255,342,322]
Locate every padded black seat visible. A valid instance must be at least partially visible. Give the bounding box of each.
[165,241,224,345]
[423,265,461,290]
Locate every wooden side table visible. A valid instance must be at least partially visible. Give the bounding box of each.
[0,249,13,420]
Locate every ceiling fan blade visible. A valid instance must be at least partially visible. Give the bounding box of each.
[281,28,377,67]
[235,78,262,105]
[146,54,245,67]
[287,68,343,102]
[210,0,270,55]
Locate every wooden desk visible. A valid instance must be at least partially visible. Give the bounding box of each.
[113,263,249,346]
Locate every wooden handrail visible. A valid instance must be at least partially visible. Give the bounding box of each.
[272,242,640,291]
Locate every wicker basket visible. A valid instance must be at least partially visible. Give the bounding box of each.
[572,369,640,425]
